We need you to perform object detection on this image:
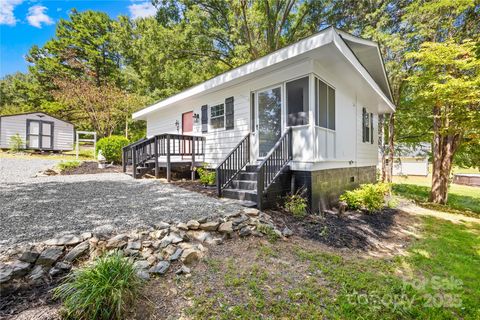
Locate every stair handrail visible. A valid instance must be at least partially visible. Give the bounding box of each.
[215,133,251,196]
[256,127,293,210]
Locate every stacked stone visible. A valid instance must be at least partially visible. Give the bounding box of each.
[0,208,293,290]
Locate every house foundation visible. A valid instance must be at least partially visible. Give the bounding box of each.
[293,166,377,213]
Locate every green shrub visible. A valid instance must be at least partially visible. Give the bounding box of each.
[197,165,216,185]
[53,251,143,320]
[284,189,308,218]
[96,135,130,164]
[9,134,24,152]
[57,160,81,172]
[339,183,391,213]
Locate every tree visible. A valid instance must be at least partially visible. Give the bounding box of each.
[53,78,145,137]
[406,40,480,204]
[27,10,121,87]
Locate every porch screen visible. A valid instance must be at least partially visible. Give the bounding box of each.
[286,76,309,126]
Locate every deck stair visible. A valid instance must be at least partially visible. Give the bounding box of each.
[216,128,293,210]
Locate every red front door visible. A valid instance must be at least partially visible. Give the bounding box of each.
[182,111,194,158]
[182,111,193,134]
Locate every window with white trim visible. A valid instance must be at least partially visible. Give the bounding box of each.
[315,77,335,130]
[210,103,225,129]
[362,108,374,143]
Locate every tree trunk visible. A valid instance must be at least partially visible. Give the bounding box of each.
[429,105,461,204]
[387,113,395,182]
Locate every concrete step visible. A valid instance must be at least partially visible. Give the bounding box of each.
[237,171,257,181]
[230,180,257,190]
[244,164,258,172]
[222,189,258,202]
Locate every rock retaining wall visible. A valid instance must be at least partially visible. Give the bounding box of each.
[0,208,292,295]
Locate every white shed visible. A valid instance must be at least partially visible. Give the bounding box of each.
[0,112,74,151]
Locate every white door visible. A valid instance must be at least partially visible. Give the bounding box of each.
[28,121,40,149]
[255,85,282,159]
[41,122,52,149]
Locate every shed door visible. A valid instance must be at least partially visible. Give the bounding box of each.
[27,120,53,150]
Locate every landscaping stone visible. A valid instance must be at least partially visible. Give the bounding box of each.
[218,221,233,233]
[177,223,189,231]
[0,266,13,283]
[19,250,40,264]
[36,247,63,267]
[150,229,169,240]
[12,260,31,277]
[226,212,241,219]
[187,230,212,243]
[127,241,142,251]
[169,248,183,261]
[147,255,157,265]
[232,215,249,226]
[133,260,150,270]
[149,261,170,275]
[197,217,208,224]
[137,270,150,280]
[282,227,293,237]
[155,222,171,230]
[44,235,82,246]
[49,261,71,277]
[181,248,200,265]
[80,232,92,241]
[64,240,89,262]
[186,220,200,230]
[244,208,260,216]
[199,221,220,231]
[28,265,46,282]
[239,227,252,237]
[168,233,184,244]
[175,265,191,275]
[106,234,128,249]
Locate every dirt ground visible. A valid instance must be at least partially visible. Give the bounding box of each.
[60,161,122,175]
[2,206,421,319]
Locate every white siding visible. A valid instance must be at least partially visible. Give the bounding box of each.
[0,113,74,151]
[144,57,382,170]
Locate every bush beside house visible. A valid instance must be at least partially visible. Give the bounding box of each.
[96,136,130,164]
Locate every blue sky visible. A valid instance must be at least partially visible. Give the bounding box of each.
[0,0,157,78]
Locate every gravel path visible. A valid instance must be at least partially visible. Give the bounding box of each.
[0,158,59,183]
[0,158,243,250]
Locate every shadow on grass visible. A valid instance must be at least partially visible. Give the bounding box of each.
[392,183,480,215]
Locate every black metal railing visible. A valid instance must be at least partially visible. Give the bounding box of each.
[122,133,205,180]
[256,127,292,210]
[216,133,250,196]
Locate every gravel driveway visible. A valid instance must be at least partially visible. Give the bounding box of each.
[0,158,242,250]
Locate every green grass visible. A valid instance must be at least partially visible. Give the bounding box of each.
[392,175,480,215]
[53,252,143,320]
[57,160,81,171]
[187,217,480,319]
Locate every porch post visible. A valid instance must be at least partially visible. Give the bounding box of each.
[191,137,196,181]
[166,134,171,182]
[154,136,159,178]
[132,147,137,179]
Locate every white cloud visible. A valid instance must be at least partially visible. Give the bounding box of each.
[26,5,53,28]
[0,0,23,26]
[128,1,156,19]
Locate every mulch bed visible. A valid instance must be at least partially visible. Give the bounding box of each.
[171,180,218,198]
[267,207,419,252]
[61,161,122,175]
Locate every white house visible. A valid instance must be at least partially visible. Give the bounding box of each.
[392,143,430,176]
[0,112,74,151]
[127,27,395,211]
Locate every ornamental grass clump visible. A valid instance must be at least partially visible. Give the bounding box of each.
[53,251,143,320]
[339,182,391,213]
[57,160,81,172]
[284,188,308,218]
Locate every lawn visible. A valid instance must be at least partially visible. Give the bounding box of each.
[0,148,94,161]
[392,175,480,216]
[139,215,480,319]
[181,217,479,319]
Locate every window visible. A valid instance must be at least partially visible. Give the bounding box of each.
[225,97,234,130]
[201,105,208,133]
[286,76,309,126]
[315,78,335,130]
[362,108,374,143]
[210,103,224,129]
[250,92,256,132]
